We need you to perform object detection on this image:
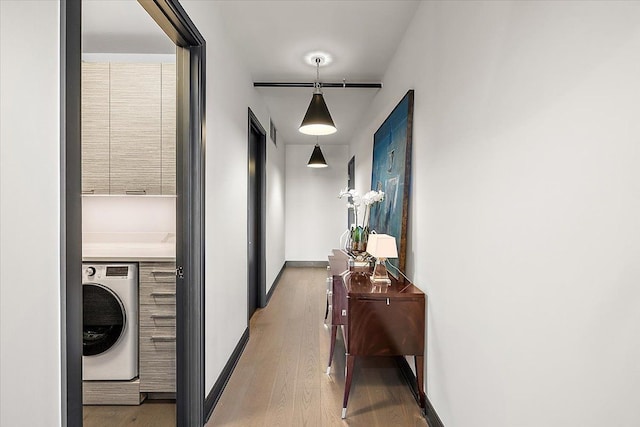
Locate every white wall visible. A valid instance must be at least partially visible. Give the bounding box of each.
[82,195,175,234]
[285,144,349,261]
[0,1,62,426]
[350,1,640,426]
[180,0,286,395]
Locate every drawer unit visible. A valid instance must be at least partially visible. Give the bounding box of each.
[139,327,176,393]
[139,261,176,393]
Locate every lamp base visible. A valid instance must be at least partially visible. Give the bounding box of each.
[370,259,391,285]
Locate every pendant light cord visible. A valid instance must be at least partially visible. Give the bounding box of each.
[315,57,322,94]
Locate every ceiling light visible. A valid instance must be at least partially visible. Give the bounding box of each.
[299,57,336,136]
[307,137,328,168]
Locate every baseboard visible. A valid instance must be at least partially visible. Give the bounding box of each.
[285,260,329,268]
[395,356,445,427]
[266,262,286,304]
[204,328,250,423]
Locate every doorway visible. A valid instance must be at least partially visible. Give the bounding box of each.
[247,109,266,321]
[62,1,206,426]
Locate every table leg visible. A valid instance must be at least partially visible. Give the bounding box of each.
[327,325,337,375]
[415,355,426,411]
[342,354,355,419]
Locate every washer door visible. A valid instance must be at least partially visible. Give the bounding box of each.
[83,283,126,356]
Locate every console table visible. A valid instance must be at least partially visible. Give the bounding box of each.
[327,249,426,418]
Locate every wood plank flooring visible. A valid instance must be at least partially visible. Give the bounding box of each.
[83,400,175,426]
[84,267,429,426]
[207,267,428,427]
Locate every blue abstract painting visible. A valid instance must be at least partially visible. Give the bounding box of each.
[369,90,414,272]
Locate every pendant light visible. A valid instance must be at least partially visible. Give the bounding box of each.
[299,57,337,135]
[307,137,328,168]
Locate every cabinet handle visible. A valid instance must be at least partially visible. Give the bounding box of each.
[152,269,176,275]
[82,189,95,194]
[150,314,176,319]
[125,189,147,195]
[150,291,176,297]
[150,336,176,342]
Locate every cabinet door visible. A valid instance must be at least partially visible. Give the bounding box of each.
[81,62,110,194]
[161,63,176,195]
[110,63,162,195]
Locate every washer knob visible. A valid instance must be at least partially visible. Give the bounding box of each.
[86,266,96,277]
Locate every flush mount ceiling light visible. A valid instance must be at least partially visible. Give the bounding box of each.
[299,56,337,136]
[307,137,328,168]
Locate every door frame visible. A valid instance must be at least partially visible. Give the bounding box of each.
[247,108,267,323]
[61,1,206,425]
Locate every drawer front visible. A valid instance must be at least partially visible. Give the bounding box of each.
[140,262,176,305]
[140,282,176,305]
[140,326,176,392]
[348,297,425,356]
[140,305,176,328]
[139,262,176,284]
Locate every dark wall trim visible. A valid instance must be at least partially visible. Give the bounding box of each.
[395,357,445,427]
[266,262,286,304]
[254,82,382,89]
[204,328,250,423]
[286,260,329,268]
[61,1,82,426]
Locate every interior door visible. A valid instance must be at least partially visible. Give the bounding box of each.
[247,109,266,320]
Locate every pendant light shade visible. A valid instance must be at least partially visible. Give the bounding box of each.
[307,144,328,168]
[299,56,337,136]
[299,93,336,135]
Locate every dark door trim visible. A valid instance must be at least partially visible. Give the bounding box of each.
[61,1,82,424]
[247,108,267,322]
[62,1,206,426]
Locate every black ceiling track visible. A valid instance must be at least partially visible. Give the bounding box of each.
[254,82,383,88]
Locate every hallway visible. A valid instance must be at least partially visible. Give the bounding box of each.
[207,267,428,427]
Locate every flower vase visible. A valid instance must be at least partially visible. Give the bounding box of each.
[350,225,369,253]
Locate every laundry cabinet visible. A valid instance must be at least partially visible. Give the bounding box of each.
[81,61,176,195]
[139,261,177,393]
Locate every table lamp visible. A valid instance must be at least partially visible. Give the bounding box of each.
[366,233,398,284]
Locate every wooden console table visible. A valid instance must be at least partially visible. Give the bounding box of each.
[327,249,426,418]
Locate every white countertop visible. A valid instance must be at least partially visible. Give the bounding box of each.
[82,232,176,261]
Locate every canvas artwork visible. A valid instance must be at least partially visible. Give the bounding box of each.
[369,90,414,272]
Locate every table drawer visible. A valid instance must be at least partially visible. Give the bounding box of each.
[140,326,176,393]
[348,296,425,356]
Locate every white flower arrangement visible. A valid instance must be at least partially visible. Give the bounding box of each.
[338,187,384,246]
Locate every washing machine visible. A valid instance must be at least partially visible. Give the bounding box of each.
[82,263,138,381]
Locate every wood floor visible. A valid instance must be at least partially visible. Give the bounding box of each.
[207,267,428,427]
[84,267,428,426]
[83,400,175,426]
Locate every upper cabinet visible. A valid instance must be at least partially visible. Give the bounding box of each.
[81,63,110,194]
[161,63,176,195]
[81,61,176,195]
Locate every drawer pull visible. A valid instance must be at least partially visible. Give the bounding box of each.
[150,314,176,319]
[151,270,176,276]
[82,189,95,194]
[150,336,176,342]
[125,189,147,195]
[150,291,176,297]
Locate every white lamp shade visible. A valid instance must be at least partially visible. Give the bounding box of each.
[366,234,398,259]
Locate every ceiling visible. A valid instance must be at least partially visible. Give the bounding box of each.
[82,0,420,146]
